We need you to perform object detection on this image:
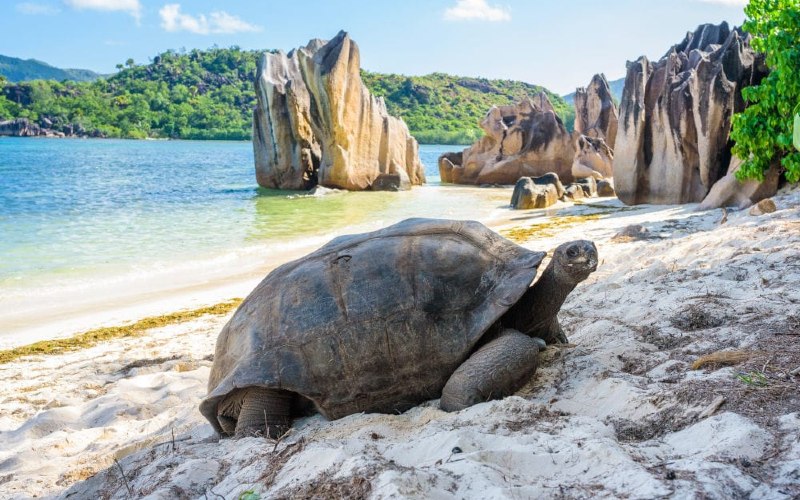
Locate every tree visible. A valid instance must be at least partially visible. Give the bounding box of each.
[125,58,135,68]
[731,0,800,182]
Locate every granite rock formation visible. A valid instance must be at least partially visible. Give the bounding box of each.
[574,74,618,147]
[0,118,41,137]
[531,172,566,199]
[576,177,598,197]
[0,117,100,138]
[613,22,771,206]
[697,156,780,210]
[437,152,463,184]
[563,184,586,201]
[510,178,559,209]
[572,135,614,180]
[438,93,575,185]
[597,179,616,197]
[253,31,424,191]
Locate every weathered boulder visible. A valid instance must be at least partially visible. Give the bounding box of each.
[613,22,770,205]
[749,198,776,216]
[439,94,575,185]
[510,177,559,209]
[438,151,463,183]
[531,172,565,199]
[572,135,614,180]
[371,172,410,192]
[697,156,781,210]
[564,184,586,201]
[574,74,618,147]
[0,118,41,137]
[576,177,597,197]
[597,180,616,197]
[253,31,425,191]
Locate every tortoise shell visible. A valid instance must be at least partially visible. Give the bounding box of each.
[200,218,544,432]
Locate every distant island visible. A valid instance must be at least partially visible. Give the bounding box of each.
[0,54,104,83]
[0,47,582,144]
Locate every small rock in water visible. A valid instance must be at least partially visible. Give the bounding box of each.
[749,198,776,216]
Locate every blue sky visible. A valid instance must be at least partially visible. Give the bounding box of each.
[1,0,747,94]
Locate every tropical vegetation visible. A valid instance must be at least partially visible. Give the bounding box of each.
[731,0,800,182]
[0,47,574,144]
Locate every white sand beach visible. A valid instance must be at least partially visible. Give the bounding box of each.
[2,186,799,499]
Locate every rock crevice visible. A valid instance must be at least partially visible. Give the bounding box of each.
[613,22,771,206]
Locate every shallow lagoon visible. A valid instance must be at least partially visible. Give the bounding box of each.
[0,139,517,341]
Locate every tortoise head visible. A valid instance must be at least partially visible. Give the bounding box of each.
[551,240,598,284]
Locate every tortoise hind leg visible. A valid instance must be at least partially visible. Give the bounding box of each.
[234,387,293,439]
[440,329,544,412]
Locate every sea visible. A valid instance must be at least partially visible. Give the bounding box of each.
[0,139,517,342]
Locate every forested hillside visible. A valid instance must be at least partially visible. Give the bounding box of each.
[0,48,259,140]
[0,48,574,144]
[362,71,573,144]
[0,54,102,83]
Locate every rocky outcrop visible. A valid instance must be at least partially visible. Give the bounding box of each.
[253,31,424,191]
[0,117,103,138]
[697,156,780,210]
[571,74,617,182]
[613,22,770,206]
[597,179,616,197]
[438,93,575,185]
[574,74,618,147]
[510,177,559,209]
[0,118,41,137]
[437,152,463,184]
[572,135,614,180]
[509,171,613,209]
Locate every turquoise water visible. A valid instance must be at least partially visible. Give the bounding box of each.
[0,139,513,299]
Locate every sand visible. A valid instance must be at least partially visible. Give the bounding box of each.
[1,186,799,499]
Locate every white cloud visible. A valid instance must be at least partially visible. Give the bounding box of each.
[444,0,511,22]
[695,0,748,5]
[64,0,141,20]
[159,4,261,35]
[16,2,61,15]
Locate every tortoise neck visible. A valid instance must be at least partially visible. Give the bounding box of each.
[504,259,576,336]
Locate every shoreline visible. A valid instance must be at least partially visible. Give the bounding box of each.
[0,183,528,350]
[2,185,797,498]
[0,191,619,353]
[0,134,469,147]
[0,299,241,364]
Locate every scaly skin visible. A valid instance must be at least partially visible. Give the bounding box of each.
[502,240,598,343]
[440,240,598,413]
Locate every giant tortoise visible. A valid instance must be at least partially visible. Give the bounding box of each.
[200,218,597,438]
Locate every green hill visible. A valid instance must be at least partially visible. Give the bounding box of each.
[0,48,574,143]
[0,54,103,83]
[362,71,573,144]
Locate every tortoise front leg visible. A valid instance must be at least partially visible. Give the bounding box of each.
[230,387,292,438]
[440,329,544,412]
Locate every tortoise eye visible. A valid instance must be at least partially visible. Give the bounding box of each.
[566,246,578,258]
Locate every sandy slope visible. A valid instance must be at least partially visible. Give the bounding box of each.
[2,187,799,499]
